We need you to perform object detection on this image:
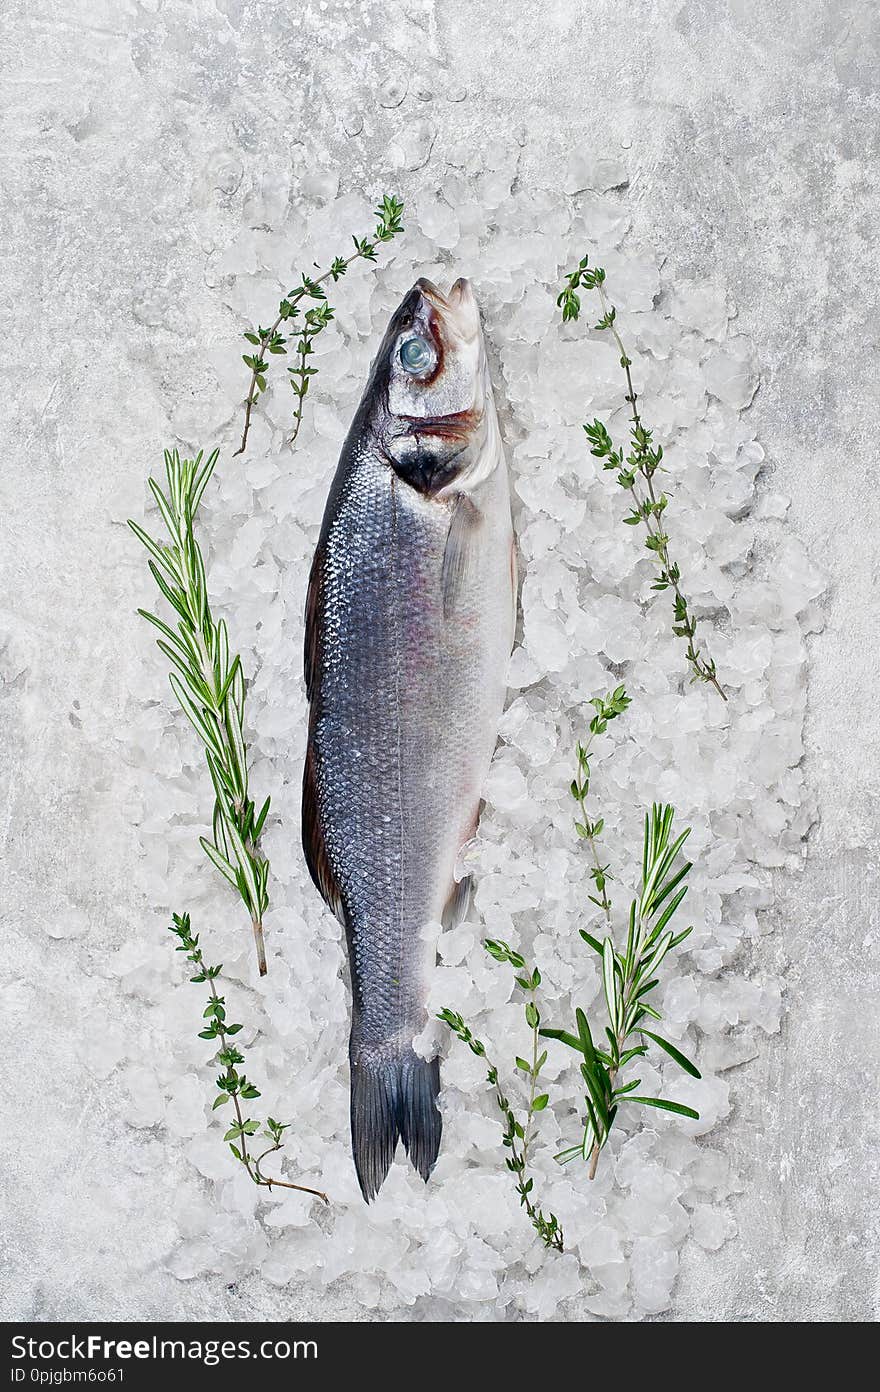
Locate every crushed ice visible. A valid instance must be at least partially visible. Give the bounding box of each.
[107,146,825,1319]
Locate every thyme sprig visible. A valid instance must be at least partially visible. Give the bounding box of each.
[571,684,631,921]
[129,449,271,976]
[440,940,563,1253]
[544,790,701,1180]
[558,256,726,699]
[168,911,328,1203]
[235,194,404,455]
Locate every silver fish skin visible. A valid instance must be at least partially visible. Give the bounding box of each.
[303,277,515,1200]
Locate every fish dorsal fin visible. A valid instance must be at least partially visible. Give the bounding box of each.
[441,874,473,930]
[441,493,481,618]
[301,742,346,925]
[303,545,323,702]
[302,544,346,925]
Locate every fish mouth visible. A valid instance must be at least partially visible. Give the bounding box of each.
[414,276,480,342]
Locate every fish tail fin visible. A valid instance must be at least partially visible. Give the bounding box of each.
[350,1037,442,1202]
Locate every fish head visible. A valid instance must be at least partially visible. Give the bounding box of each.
[367,277,500,496]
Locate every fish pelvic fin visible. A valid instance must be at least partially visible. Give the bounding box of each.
[441,873,473,930]
[350,1039,442,1202]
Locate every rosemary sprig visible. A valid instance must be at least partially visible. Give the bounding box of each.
[129,449,271,976]
[558,256,726,700]
[543,797,701,1180]
[235,194,405,455]
[440,941,563,1253]
[168,911,328,1203]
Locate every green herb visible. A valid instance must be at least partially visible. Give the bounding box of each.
[236,194,405,455]
[557,256,726,700]
[441,688,700,1228]
[440,942,563,1253]
[129,449,271,975]
[571,684,631,919]
[168,911,327,1202]
[543,728,701,1177]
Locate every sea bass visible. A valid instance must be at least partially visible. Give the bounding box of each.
[302,277,515,1200]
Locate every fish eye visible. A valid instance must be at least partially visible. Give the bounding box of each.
[399,335,434,374]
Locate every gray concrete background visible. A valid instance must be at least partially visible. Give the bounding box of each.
[1,0,877,1321]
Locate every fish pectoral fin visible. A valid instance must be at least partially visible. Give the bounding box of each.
[441,874,473,930]
[302,743,345,924]
[441,493,482,618]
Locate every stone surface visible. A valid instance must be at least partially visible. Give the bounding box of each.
[1,0,877,1323]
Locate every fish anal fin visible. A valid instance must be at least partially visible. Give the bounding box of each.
[441,493,481,618]
[301,741,345,924]
[441,874,473,930]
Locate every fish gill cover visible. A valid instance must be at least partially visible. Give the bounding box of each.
[109,149,825,1318]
